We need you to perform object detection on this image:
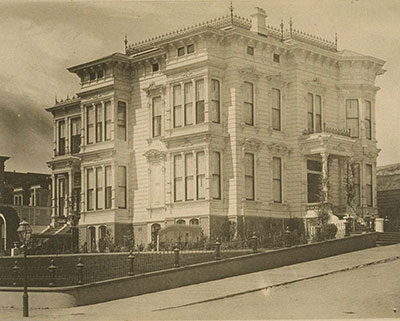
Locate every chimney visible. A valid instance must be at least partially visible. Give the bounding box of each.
[250,7,267,35]
[0,156,10,203]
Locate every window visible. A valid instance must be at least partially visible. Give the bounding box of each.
[70,117,81,154]
[307,93,322,133]
[184,82,193,125]
[366,164,373,207]
[97,69,104,79]
[58,120,66,155]
[87,169,94,211]
[196,152,206,199]
[307,160,322,203]
[152,63,159,72]
[189,218,199,225]
[176,219,186,225]
[187,44,195,54]
[174,155,183,202]
[152,96,162,137]
[117,102,127,141]
[185,153,194,201]
[95,104,103,143]
[272,88,281,131]
[89,70,96,81]
[105,166,112,209]
[273,157,282,203]
[244,153,255,200]
[273,53,280,63]
[177,47,185,56]
[353,163,360,206]
[173,85,182,128]
[346,99,359,138]
[244,82,254,126]
[211,79,220,123]
[96,167,103,210]
[211,151,221,200]
[87,106,94,144]
[365,100,372,140]
[247,46,254,56]
[104,101,112,141]
[118,166,127,208]
[195,79,205,123]
[315,95,322,133]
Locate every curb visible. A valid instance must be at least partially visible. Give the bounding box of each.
[154,255,400,312]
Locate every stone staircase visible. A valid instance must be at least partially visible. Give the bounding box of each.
[376,232,400,246]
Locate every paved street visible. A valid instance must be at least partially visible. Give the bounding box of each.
[2,244,400,320]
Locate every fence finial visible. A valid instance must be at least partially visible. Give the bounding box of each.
[280,18,284,41]
[229,1,234,24]
[124,34,128,54]
[289,16,293,37]
[335,32,338,50]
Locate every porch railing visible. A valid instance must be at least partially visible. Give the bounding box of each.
[303,123,351,138]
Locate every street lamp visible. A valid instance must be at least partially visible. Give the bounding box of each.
[17,219,32,318]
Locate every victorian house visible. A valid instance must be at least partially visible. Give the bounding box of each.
[46,7,385,250]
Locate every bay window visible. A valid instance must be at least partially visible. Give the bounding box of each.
[104,101,112,141]
[211,151,221,200]
[96,167,103,209]
[70,117,81,154]
[184,82,193,125]
[174,155,184,202]
[195,79,204,123]
[105,166,112,209]
[196,152,206,199]
[118,166,127,208]
[87,169,94,211]
[365,100,372,140]
[87,106,94,144]
[366,164,373,207]
[346,99,359,138]
[185,153,194,201]
[173,85,182,128]
[58,120,66,155]
[211,79,220,123]
[117,102,126,141]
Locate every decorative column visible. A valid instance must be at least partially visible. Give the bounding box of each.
[321,152,329,203]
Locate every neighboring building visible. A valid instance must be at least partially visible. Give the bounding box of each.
[0,156,52,251]
[377,164,400,231]
[46,8,385,251]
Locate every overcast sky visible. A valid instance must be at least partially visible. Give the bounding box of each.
[0,0,398,173]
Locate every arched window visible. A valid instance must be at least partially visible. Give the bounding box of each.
[189,218,199,225]
[151,223,161,244]
[176,219,186,225]
[88,226,96,252]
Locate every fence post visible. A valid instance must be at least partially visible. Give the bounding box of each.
[174,247,180,267]
[76,257,84,285]
[251,232,258,253]
[12,260,20,286]
[215,238,221,260]
[48,259,57,287]
[128,250,135,276]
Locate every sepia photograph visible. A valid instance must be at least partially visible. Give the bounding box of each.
[0,0,400,320]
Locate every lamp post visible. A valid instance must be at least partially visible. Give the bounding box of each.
[17,219,32,318]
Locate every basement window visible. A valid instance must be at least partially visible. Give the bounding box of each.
[273,53,280,63]
[247,46,255,56]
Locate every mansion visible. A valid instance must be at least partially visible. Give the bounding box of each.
[46,8,385,250]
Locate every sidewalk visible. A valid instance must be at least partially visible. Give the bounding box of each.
[2,243,400,320]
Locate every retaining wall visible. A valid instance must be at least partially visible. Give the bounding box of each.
[0,233,378,308]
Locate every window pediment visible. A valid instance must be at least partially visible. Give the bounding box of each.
[237,66,262,80]
[241,137,262,151]
[143,149,167,163]
[142,82,166,97]
[303,78,326,94]
[267,143,292,155]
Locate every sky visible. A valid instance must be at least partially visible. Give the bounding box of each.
[0,0,399,173]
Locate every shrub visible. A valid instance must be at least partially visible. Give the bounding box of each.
[321,224,338,240]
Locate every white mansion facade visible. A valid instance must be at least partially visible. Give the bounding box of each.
[46,8,385,250]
